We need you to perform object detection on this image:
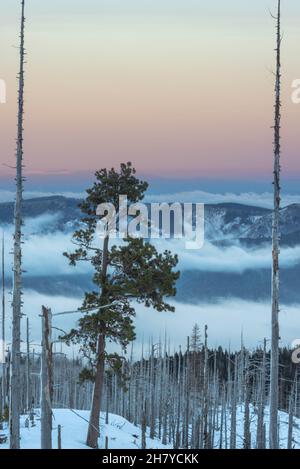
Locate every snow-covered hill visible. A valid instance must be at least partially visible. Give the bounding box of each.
[1,407,300,449]
[0,409,171,450]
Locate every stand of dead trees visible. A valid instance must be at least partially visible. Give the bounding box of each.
[1,323,298,449]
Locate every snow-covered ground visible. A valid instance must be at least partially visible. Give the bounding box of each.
[228,405,300,449]
[1,406,300,449]
[0,409,171,450]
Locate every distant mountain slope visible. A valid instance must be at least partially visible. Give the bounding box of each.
[1,196,300,245]
[204,203,271,241]
[1,196,300,304]
[0,196,82,224]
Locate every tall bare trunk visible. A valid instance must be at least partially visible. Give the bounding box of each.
[1,235,6,413]
[203,325,210,448]
[141,402,147,450]
[41,306,53,449]
[287,383,295,450]
[230,355,237,449]
[257,339,266,449]
[10,0,26,450]
[26,318,30,412]
[243,354,251,449]
[270,0,281,450]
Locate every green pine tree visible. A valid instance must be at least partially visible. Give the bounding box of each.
[62,162,179,448]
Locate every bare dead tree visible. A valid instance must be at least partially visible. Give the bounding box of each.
[256,339,266,449]
[1,235,6,414]
[10,0,26,449]
[243,353,251,449]
[203,325,210,448]
[41,306,53,449]
[57,424,62,450]
[270,0,282,450]
[230,355,238,449]
[287,381,295,450]
[26,318,31,412]
[141,402,147,450]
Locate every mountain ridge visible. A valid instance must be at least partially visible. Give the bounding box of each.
[1,195,300,245]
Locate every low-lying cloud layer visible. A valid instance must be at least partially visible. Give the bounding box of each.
[1,189,300,209]
[1,213,300,280]
[6,292,299,356]
[146,190,300,209]
[157,238,300,273]
[2,214,91,278]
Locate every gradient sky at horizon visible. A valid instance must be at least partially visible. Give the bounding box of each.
[1,0,300,186]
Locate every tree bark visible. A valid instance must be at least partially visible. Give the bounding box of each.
[203,326,210,449]
[26,318,31,412]
[10,0,26,450]
[86,333,105,448]
[230,355,238,449]
[287,386,294,450]
[243,355,251,449]
[41,307,53,449]
[86,232,109,448]
[1,235,6,416]
[270,0,281,450]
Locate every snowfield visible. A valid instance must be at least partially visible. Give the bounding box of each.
[1,406,300,449]
[0,409,171,450]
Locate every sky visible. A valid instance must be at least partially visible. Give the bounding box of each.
[1,0,300,192]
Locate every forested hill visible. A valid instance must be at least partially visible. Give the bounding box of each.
[0,196,82,226]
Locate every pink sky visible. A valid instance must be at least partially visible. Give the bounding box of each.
[0,1,300,181]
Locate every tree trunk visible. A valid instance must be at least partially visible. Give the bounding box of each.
[10,0,26,450]
[86,333,105,448]
[270,0,281,450]
[86,230,110,448]
[1,235,6,419]
[41,307,53,449]
[230,355,238,449]
[26,318,31,412]
[243,356,251,449]
[287,382,295,450]
[141,403,147,450]
[256,339,266,449]
[57,424,62,450]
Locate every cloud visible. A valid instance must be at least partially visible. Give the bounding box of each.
[7,291,83,354]
[5,292,299,356]
[145,191,300,209]
[1,212,300,279]
[1,189,300,209]
[2,215,91,278]
[134,299,300,352]
[153,238,300,274]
